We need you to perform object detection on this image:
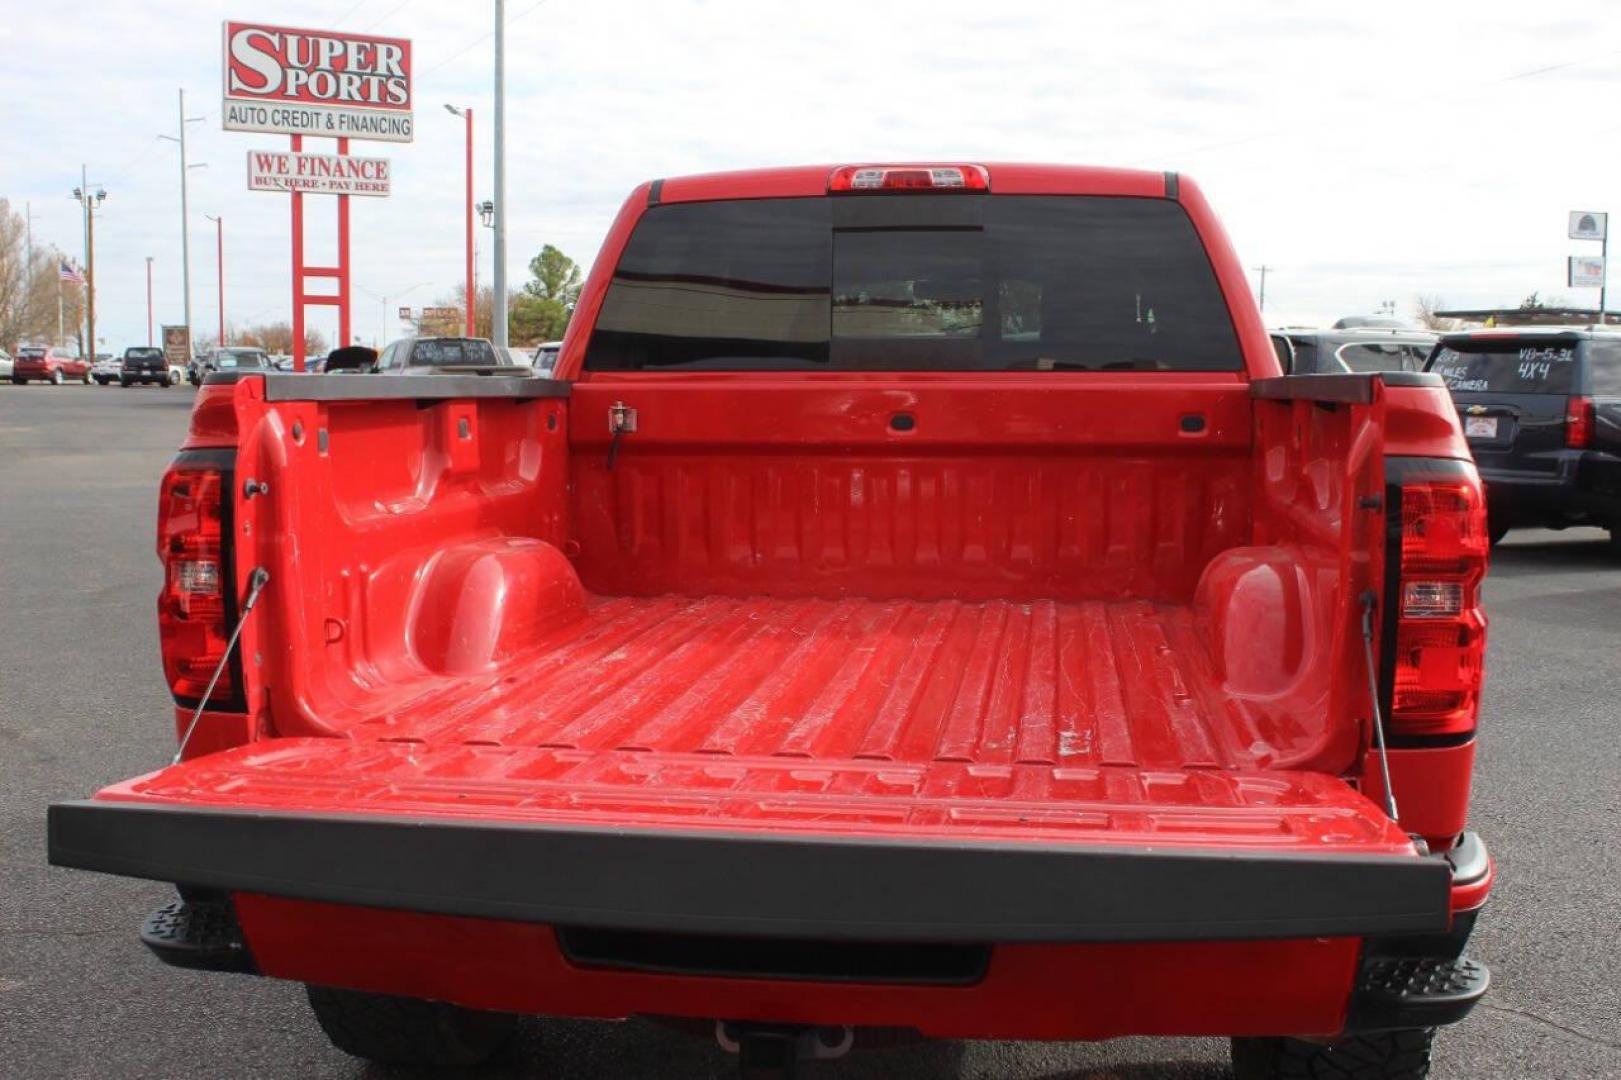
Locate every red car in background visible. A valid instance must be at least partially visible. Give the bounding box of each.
[12,345,92,385]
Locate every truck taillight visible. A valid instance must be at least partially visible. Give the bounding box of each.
[157,462,238,707]
[1389,471,1488,740]
[828,163,990,193]
[1566,395,1594,448]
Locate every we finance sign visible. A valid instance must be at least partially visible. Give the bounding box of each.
[222,21,413,143]
[248,150,391,196]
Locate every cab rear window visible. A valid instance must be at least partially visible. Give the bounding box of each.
[585,195,1242,372]
[1429,343,1577,394]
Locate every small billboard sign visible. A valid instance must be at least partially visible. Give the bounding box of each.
[398,306,411,320]
[1569,211,1607,241]
[161,325,192,367]
[1568,256,1606,289]
[421,307,460,321]
[223,22,413,142]
[247,150,391,196]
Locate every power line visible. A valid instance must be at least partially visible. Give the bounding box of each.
[1185,47,1621,157]
[420,0,558,79]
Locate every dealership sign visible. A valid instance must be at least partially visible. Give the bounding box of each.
[248,150,391,196]
[222,22,414,142]
[1568,255,1606,289]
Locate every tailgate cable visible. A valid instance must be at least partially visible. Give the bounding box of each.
[1358,590,1399,822]
[173,567,270,765]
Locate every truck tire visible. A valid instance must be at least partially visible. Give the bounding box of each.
[1232,1030,1433,1080]
[304,984,516,1067]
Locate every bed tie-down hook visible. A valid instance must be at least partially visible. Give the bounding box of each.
[172,567,270,766]
[607,400,638,471]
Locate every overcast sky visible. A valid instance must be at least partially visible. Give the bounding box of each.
[3,0,1619,348]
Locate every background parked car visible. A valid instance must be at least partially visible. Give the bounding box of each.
[12,345,92,385]
[188,347,271,384]
[531,340,562,376]
[120,347,174,386]
[0,347,12,378]
[1427,326,1621,550]
[375,336,515,373]
[1270,327,1437,375]
[91,355,123,385]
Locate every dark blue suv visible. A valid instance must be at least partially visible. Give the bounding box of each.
[1427,328,1621,552]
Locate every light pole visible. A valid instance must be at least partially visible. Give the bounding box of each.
[72,175,106,360]
[159,89,206,351]
[204,215,224,345]
[445,104,476,337]
[358,282,431,348]
[492,0,509,349]
[146,257,154,346]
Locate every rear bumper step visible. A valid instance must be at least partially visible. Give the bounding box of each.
[1346,954,1490,1030]
[49,800,1451,943]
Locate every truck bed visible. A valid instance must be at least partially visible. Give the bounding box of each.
[348,592,1268,772]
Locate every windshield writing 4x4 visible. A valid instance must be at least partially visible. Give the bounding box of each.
[585,195,1243,372]
[1430,344,1576,394]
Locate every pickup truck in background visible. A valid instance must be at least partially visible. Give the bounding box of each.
[49,163,1493,1080]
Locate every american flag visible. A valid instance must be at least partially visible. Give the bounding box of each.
[59,260,84,284]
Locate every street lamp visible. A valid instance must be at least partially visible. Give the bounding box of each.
[445,104,476,338]
[158,88,206,350]
[204,215,224,346]
[358,282,432,349]
[72,175,106,361]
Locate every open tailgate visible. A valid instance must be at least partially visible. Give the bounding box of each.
[50,739,1451,943]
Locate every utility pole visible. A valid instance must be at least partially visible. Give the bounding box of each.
[492,0,509,348]
[146,257,155,346]
[445,104,476,336]
[1252,265,1269,313]
[205,215,224,345]
[73,171,106,359]
[159,89,206,351]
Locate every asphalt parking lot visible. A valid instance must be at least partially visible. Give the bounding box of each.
[2,383,1618,1079]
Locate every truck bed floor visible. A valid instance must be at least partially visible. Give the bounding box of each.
[346,594,1271,773]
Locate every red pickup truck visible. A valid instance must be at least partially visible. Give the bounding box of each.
[50,163,1492,1079]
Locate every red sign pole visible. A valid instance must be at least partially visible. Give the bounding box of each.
[338,137,352,349]
[290,134,305,371]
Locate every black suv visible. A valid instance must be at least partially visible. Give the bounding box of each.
[120,346,172,387]
[1427,328,1621,550]
[1270,327,1437,375]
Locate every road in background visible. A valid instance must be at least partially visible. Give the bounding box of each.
[1,386,1617,1079]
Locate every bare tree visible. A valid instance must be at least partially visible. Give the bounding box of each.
[1414,295,1461,332]
[231,321,325,356]
[0,199,83,351]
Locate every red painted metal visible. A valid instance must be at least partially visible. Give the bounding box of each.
[288,134,354,368]
[83,168,1498,1041]
[1364,743,1477,851]
[101,734,1416,854]
[289,135,304,371]
[1383,383,1471,460]
[213,215,224,345]
[234,894,1361,1039]
[337,138,351,349]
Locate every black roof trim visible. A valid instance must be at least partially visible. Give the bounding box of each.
[647,178,665,206]
[1163,171,1179,200]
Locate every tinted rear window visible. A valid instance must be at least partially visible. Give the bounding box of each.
[410,339,499,366]
[1429,342,1577,394]
[19,348,44,359]
[586,195,1242,372]
[216,350,268,369]
[125,348,163,361]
